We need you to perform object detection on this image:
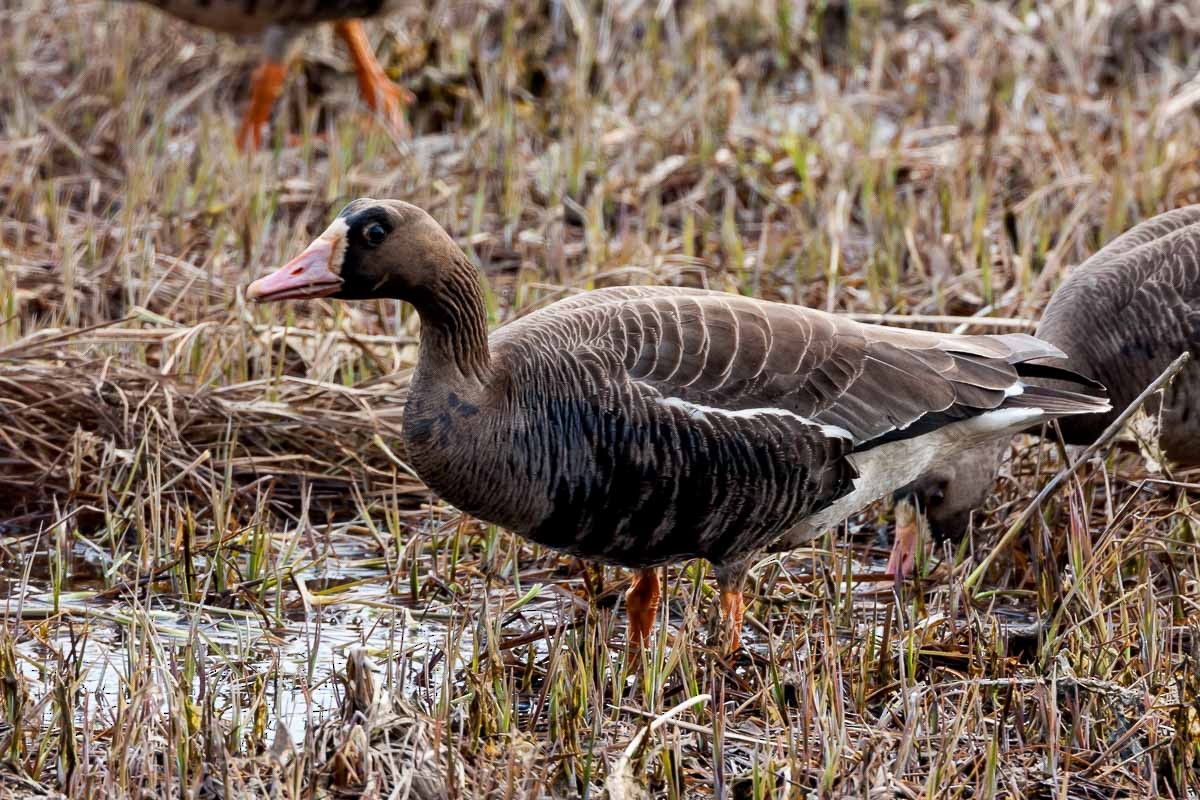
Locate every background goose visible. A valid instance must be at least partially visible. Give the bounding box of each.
[247,198,1110,652]
[892,206,1200,576]
[132,0,414,149]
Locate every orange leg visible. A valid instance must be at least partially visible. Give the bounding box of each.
[625,568,660,652]
[719,588,745,654]
[334,20,413,137]
[237,61,288,152]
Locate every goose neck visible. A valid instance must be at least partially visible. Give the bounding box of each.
[410,254,492,391]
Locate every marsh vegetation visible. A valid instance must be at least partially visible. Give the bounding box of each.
[2,1,1199,796]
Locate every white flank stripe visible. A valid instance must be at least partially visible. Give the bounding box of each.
[656,396,854,440]
[962,406,1043,434]
[1004,382,1024,398]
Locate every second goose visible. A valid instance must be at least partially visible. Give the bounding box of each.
[892,206,1200,577]
[248,199,1110,652]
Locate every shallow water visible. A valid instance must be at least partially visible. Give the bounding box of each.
[1,521,1044,753]
[2,532,581,741]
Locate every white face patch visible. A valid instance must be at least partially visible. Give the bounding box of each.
[317,217,350,276]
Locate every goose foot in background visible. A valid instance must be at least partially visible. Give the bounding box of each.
[335,20,413,138]
[624,568,660,653]
[237,61,288,151]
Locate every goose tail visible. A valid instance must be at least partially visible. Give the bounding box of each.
[1003,384,1111,418]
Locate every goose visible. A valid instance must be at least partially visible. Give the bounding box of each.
[247,199,1110,652]
[131,0,414,149]
[891,206,1200,577]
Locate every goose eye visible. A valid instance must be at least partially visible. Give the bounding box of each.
[363,223,387,246]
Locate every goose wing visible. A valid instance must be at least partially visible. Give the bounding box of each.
[583,289,1086,449]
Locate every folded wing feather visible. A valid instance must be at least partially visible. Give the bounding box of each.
[596,290,1068,448]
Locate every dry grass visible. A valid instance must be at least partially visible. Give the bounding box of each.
[3,0,1200,796]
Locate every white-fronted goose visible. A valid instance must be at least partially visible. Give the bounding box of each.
[247,199,1110,651]
[134,0,413,149]
[892,206,1200,576]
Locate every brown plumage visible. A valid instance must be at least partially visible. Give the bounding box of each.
[894,206,1200,573]
[247,199,1110,651]
[131,0,415,148]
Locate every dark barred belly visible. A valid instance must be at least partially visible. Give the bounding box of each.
[518,417,853,569]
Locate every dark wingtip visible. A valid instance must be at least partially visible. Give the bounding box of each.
[1015,361,1107,393]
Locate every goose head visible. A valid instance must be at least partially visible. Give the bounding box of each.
[892,436,1007,544]
[893,472,972,543]
[247,199,461,305]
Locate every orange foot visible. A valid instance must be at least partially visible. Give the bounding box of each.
[335,20,414,138]
[237,61,288,152]
[625,568,660,655]
[719,588,745,654]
